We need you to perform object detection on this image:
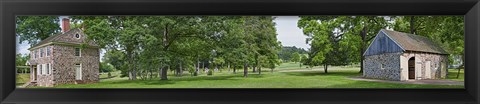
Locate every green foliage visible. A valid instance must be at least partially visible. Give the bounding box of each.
[291,52,301,63]
[278,46,307,62]
[16,54,29,66]
[207,70,213,76]
[393,16,464,65]
[100,62,115,73]
[298,16,391,68]
[16,16,61,46]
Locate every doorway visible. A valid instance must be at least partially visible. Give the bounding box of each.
[33,65,37,81]
[75,64,82,80]
[408,57,415,79]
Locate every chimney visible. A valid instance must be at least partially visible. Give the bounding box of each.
[62,18,70,33]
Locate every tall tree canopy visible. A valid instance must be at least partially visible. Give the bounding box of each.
[16,16,61,46]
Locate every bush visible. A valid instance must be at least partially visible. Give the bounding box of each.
[207,70,213,76]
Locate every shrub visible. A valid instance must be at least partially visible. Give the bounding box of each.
[207,70,213,76]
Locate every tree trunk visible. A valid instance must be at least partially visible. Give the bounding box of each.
[202,62,205,72]
[410,16,415,34]
[161,67,168,80]
[161,24,169,80]
[233,63,237,74]
[179,62,183,77]
[252,66,256,72]
[228,63,231,72]
[243,63,248,78]
[194,59,199,76]
[259,67,262,75]
[324,63,328,73]
[456,55,465,78]
[359,26,367,73]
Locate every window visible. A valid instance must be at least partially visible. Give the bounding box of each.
[34,50,38,58]
[46,63,50,74]
[42,64,47,75]
[46,46,51,57]
[49,64,52,74]
[75,34,80,39]
[38,64,42,75]
[75,48,81,57]
[40,48,44,57]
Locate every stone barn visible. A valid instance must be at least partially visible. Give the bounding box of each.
[25,18,99,87]
[363,29,449,81]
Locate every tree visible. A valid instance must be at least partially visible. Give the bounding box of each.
[100,62,115,73]
[291,52,301,63]
[393,16,464,77]
[16,54,30,73]
[16,16,61,46]
[298,16,391,73]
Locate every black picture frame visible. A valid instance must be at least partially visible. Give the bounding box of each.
[1,0,479,104]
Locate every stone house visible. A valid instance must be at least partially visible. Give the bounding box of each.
[363,29,449,81]
[25,18,99,87]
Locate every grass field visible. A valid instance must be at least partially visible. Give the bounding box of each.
[22,62,464,88]
[16,73,30,86]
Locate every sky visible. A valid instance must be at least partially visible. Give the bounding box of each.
[273,16,309,50]
[16,16,309,57]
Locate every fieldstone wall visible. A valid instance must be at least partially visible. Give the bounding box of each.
[363,52,402,81]
[29,46,55,87]
[27,29,100,87]
[55,28,98,47]
[400,52,448,80]
[53,44,99,85]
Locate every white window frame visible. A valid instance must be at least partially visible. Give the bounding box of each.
[75,48,81,57]
[46,46,51,57]
[34,50,37,59]
[49,64,52,75]
[46,63,50,74]
[40,48,44,58]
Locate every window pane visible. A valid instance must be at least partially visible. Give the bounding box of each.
[75,48,80,56]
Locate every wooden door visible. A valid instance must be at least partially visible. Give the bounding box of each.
[408,58,415,79]
[425,61,431,79]
[33,66,37,81]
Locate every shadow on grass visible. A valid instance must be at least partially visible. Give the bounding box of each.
[282,71,360,77]
[318,81,464,88]
[102,73,266,86]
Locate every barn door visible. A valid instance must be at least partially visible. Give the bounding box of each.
[425,61,431,79]
[75,64,82,80]
[408,57,415,79]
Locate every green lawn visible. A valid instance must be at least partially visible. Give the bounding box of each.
[16,73,30,86]
[447,69,464,81]
[26,62,463,88]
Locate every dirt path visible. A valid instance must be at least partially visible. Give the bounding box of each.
[348,76,464,86]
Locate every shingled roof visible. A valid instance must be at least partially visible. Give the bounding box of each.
[381,29,448,55]
[28,28,98,50]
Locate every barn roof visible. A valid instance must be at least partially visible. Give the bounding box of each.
[380,29,448,55]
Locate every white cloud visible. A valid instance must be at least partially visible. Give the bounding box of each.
[273,16,310,50]
[16,36,30,55]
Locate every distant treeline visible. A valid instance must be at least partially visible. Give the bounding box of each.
[278,46,307,62]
